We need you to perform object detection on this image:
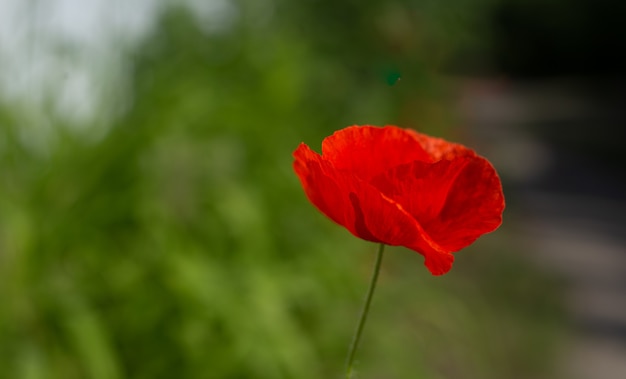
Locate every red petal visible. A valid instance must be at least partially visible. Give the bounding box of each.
[412,133,476,161]
[373,155,503,253]
[294,143,359,232]
[293,143,455,275]
[371,158,472,227]
[321,125,432,181]
[427,156,505,251]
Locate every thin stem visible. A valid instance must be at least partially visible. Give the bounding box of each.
[345,243,385,379]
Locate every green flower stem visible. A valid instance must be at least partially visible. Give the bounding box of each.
[345,243,386,379]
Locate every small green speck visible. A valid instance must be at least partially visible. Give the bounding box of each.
[385,70,401,86]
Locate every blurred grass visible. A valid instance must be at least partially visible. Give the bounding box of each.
[0,2,565,379]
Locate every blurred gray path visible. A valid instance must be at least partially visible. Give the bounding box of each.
[456,78,626,379]
[521,193,626,379]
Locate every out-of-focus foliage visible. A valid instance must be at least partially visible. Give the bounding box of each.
[0,1,564,379]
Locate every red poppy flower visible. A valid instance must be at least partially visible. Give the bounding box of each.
[293,125,505,275]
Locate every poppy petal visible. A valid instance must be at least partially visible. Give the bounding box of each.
[426,156,505,251]
[412,133,476,161]
[370,158,472,226]
[421,250,454,276]
[371,155,503,252]
[351,188,455,275]
[294,143,455,275]
[294,142,413,243]
[293,143,355,231]
[321,125,432,181]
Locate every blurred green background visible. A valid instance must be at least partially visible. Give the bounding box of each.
[0,1,570,378]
